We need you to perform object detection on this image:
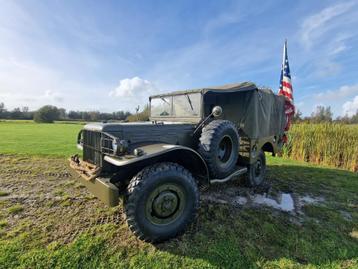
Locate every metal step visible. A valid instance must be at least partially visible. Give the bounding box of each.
[210,166,247,184]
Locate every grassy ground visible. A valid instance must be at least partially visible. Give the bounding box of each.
[0,121,357,268]
[0,121,82,156]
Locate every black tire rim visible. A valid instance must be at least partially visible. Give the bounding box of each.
[145,183,185,225]
[254,159,262,177]
[217,135,234,164]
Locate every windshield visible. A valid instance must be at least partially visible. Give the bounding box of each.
[150,93,201,118]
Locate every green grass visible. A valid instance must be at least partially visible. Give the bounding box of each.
[0,191,9,197]
[0,121,357,268]
[0,220,8,228]
[8,204,24,214]
[0,156,356,268]
[0,121,82,157]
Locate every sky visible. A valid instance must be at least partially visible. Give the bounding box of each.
[1,0,358,117]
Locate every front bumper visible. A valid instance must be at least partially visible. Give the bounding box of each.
[68,155,119,207]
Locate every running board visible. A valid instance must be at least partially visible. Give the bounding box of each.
[210,167,247,184]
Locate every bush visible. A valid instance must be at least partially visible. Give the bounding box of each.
[34,106,60,123]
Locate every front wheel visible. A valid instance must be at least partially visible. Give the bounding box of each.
[245,149,266,187]
[124,162,199,243]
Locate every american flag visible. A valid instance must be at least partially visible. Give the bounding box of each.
[278,40,295,131]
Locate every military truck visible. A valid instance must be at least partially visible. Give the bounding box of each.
[69,82,286,242]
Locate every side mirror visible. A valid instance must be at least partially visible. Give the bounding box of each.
[212,106,223,117]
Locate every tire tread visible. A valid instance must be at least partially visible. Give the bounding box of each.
[124,162,199,243]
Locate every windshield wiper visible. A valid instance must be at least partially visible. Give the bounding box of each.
[185,94,194,111]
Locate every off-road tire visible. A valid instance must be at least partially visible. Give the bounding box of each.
[198,120,239,178]
[124,162,199,243]
[245,149,266,187]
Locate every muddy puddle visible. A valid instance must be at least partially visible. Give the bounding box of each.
[201,184,324,215]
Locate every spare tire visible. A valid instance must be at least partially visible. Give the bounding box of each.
[198,120,239,178]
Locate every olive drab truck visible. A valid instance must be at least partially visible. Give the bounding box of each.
[69,82,286,242]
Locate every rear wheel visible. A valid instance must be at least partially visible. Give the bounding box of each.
[124,162,199,243]
[245,149,266,187]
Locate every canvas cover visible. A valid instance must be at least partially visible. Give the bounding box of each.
[202,82,286,139]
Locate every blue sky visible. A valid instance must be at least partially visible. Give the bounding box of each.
[1,0,358,116]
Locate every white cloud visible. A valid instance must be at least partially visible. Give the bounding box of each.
[0,57,65,107]
[297,2,358,79]
[300,2,355,49]
[296,84,358,117]
[44,90,64,102]
[108,77,158,110]
[109,77,157,98]
[203,11,241,35]
[314,84,358,102]
[342,95,358,116]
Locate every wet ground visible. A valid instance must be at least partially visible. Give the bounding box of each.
[1,154,357,268]
[202,183,325,215]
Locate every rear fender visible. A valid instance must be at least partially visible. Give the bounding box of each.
[104,144,209,184]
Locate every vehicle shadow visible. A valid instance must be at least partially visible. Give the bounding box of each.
[155,164,358,268]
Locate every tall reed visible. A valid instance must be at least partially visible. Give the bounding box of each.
[282,123,358,172]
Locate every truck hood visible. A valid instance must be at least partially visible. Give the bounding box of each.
[83,121,194,132]
[83,121,197,148]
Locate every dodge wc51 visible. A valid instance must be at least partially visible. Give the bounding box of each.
[69,82,286,242]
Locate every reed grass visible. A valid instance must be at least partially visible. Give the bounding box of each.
[283,123,358,172]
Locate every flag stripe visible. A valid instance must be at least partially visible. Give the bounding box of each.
[282,81,292,89]
[279,90,293,100]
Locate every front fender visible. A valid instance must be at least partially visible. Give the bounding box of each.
[104,144,209,183]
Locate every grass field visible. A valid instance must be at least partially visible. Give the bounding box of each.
[0,121,357,268]
[0,120,82,156]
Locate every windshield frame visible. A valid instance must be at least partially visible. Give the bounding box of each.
[149,92,202,122]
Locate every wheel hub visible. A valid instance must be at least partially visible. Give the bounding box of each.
[255,160,262,176]
[152,191,178,218]
[217,136,233,163]
[145,183,185,225]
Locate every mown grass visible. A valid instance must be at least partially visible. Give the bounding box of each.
[283,123,358,172]
[0,121,82,157]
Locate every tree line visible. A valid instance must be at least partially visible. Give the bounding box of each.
[1,102,357,124]
[0,103,132,123]
[293,106,358,124]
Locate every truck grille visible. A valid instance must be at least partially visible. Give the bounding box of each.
[82,130,116,166]
[83,130,102,165]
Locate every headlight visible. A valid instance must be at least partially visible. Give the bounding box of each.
[112,139,128,155]
[112,139,118,153]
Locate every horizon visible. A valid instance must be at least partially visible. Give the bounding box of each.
[1,0,358,117]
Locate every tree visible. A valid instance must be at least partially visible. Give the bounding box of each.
[34,105,60,123]
[0,102,5,113]
[0,102,6,118]
[292,109,302,123]
[350,110,358,124]
[58,108,67,120]
[311,106,332,123]
[11,108,22,119]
